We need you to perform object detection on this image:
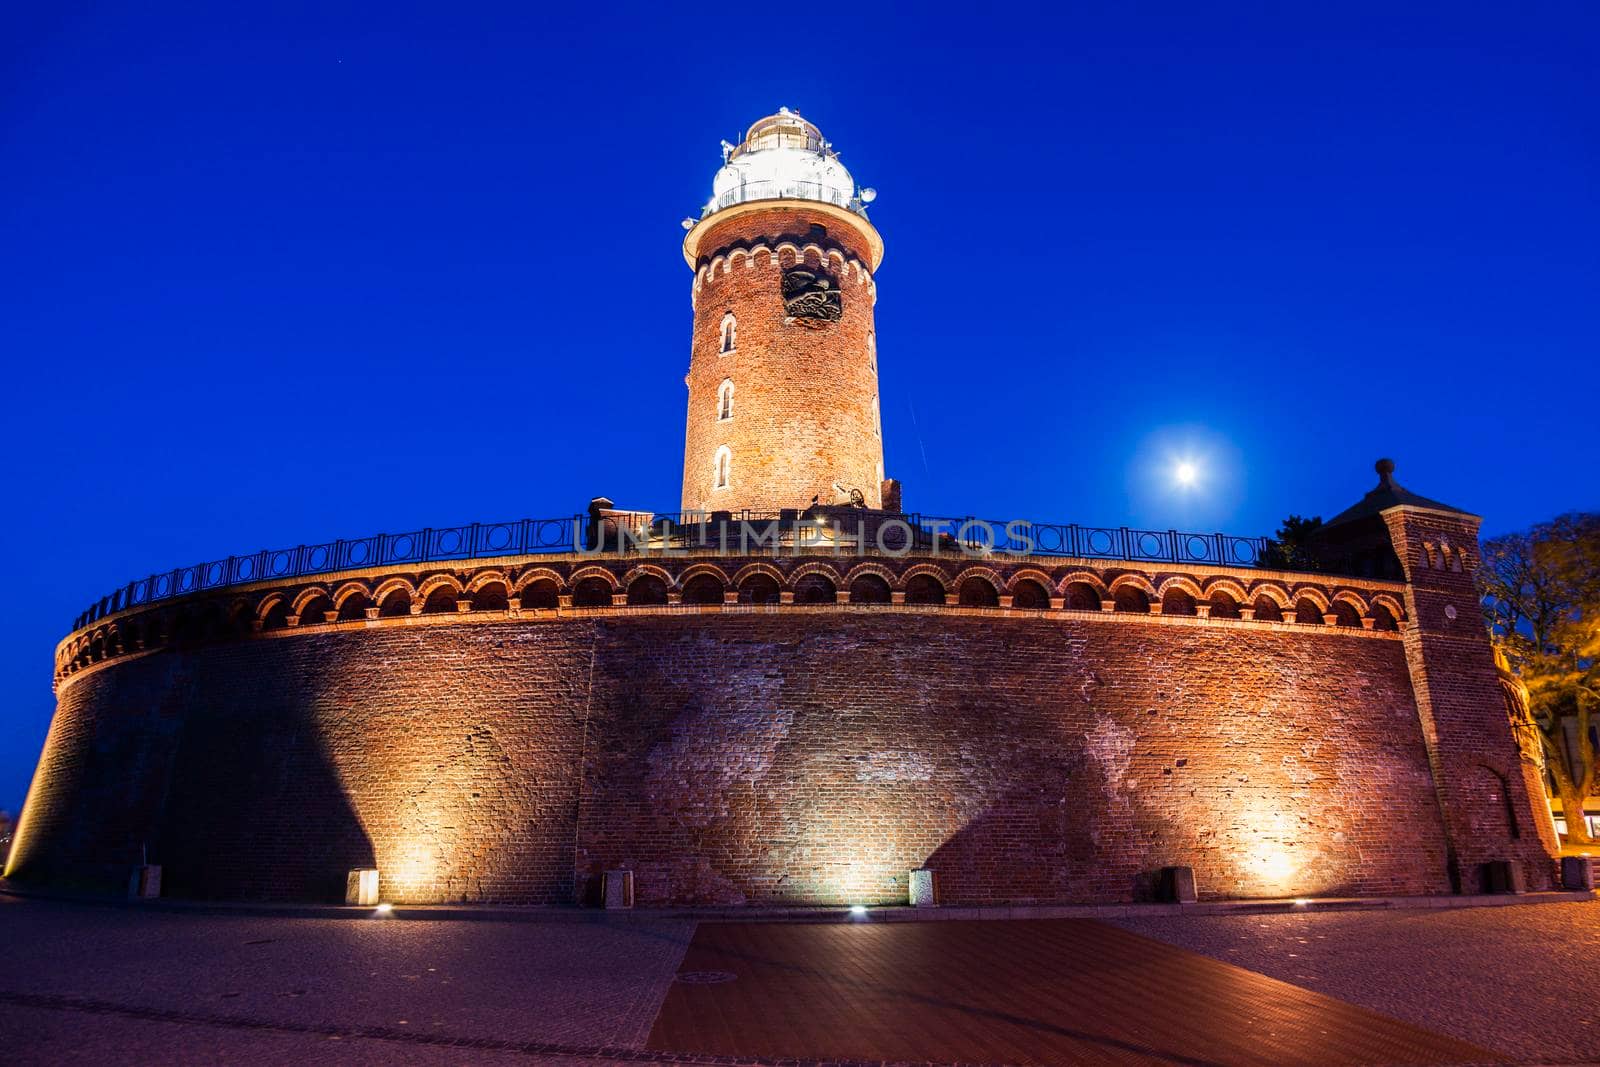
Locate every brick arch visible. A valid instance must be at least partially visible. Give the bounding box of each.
[1155,578,1201,617]
[729,561,785,588]
[465,569,512,594]
[1005,567,1056,595]
[1371,593,1406,624]
[841,561,897,588]
[1107,574,1157,598]
[1247,581,1292,608]
[1199,577,1246,619]
[1054,570,1109,598]
[329,582,370,608]
[786,561,846,590]
[789,561,842,604]
[1155,576,1204,600]
[773,241,802,267]
[730,561,784,605]
[566,566,620,592]
[674,562,734,589]
[1202,577,1250,604]
[416,574,465,601]
[516,574,562,610]
[1290,586,1331,614]
[370,576,418,602]
[512,567,567,596]
[371,577,419,618]
[291,586,334,616]
[953,565,1004,591]
[846,569,894,605]
[621,563,674,589]
[624,567,671,606]
[1331,590,1371,617]
[1007,570,1054,610]
[896,562,952,592]
[679,569,729,606]
[465,574,511,611]
[255,591,289,623]
[1108,573,1154,614]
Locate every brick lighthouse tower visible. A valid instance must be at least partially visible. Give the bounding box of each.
[680,109,887,515]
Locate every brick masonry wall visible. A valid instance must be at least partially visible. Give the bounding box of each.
[13,623,593,903]
[1382,506,1560,892]
[11,606,1456,906]
[682,207,883,514]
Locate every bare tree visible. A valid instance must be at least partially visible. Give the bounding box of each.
[1480,513,1600,844]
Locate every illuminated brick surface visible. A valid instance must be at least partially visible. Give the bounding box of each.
[683,207,884,513]
[8,600,1468,905]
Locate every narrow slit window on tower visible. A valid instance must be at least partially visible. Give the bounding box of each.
[720,312,737,353]
[714,445,731,489]
[718,379,734,420]
[868,332,876,374]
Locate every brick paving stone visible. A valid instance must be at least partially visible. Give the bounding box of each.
[1117,899,1600,1064]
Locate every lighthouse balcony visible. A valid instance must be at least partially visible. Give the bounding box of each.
[700,178,871,220]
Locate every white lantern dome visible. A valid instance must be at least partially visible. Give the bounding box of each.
[702,108,866,218]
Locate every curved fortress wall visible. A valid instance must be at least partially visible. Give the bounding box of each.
[16,600,1457,905]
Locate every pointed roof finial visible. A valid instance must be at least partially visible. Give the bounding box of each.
[1323,457,1472,528]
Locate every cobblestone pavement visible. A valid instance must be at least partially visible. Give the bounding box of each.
[1117,900,1600,1065]
[0,896,698,1066]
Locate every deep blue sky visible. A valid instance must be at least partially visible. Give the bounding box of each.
[3,4,1596,811]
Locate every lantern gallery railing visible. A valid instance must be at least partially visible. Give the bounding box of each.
[71,510,1274,629]
[700,178,871,218]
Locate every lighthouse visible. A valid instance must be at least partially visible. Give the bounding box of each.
[680,109,887,515]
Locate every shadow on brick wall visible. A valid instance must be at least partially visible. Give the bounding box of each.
[155,649,375,903]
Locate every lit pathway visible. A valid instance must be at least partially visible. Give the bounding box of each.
[6,894,1600,1064]
[647,918,1492,1065]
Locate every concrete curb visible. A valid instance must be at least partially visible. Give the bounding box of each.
[3,880,1594,924]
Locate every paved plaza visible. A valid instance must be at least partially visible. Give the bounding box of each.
[2,894,1599,1065]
